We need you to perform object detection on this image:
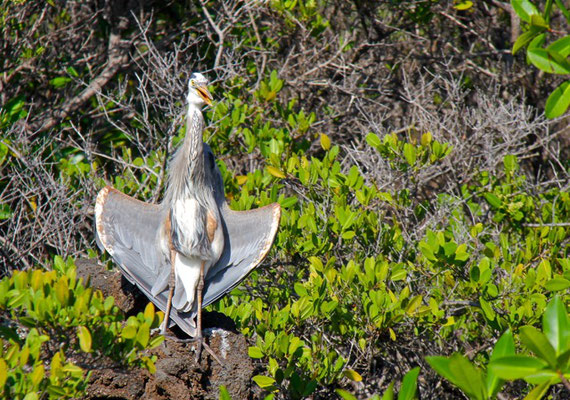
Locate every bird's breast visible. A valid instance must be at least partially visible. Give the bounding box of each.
[170,198,223,262]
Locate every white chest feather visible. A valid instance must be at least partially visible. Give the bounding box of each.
[172,197,199,235]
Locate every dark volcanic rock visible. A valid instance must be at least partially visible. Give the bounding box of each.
[76,258,256,400]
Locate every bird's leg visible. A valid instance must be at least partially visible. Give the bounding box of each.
[194,259,205,361]
[194,260,224,366]
[160,249,177,335]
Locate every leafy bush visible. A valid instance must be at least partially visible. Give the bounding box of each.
[0,257,164,399]
[511,0,570,118]
[427,296,570,399]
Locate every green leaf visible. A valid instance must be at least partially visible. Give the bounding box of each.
[0,204,13,220]
[248,346,264,359]
[136,323,150,347]
[366,133,381,148]
[548,36,570,57]
[483,193,502,208]
[266,166,285,179]
[219,385,232,400]
[49,76,72,88]
[487,330,515,396]
[398,367,419,400]
[381,382,395,400]
[489,355,548,380]
[480,298,496,321]
[511,0,539,22]
[343,369,362,382]
[543,295,569,356]
[528,49,570,74]
[523,380,552,400]
[122,325,137,339]
[529,14,548,28]
[149,335,165,349]
[77,326,92,353]
[545,277,570,291]
[320,133,331,150]
[0,358,7,387]
[426,354,486,400]
[520,326,557,367]
[513,30,540,54]
[253,375,276,389]
[454,1,473,10]
[403,143,417,166]
[67,66,79,78]
[545,81,570,119]
[336,389,358,400]
[527,32,546,55]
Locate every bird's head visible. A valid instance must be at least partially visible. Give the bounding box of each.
[187,72,213,107]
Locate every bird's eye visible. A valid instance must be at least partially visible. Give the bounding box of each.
[190,79,195,86]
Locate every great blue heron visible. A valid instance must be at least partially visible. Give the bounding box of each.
[95,72,281,361]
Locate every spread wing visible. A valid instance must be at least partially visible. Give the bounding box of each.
[202,144,281,307]
[203,202,281,307]
[95,187,201,336]
[95,186,169,289]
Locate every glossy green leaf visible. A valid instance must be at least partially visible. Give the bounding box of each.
[336,389,358,400]
[545,81,570,119]
[366,133,381,148]
[0,204,12,220]
[253,375,276,389]
[486,330,515,396]
[381,382,395,400]
[0,358,7,387]
[248,346,264,359]
[122,325,137,339]
[454,1,473,10]
[528,49,570,74]
[511,0,539,22]
[489,355,548,380]
[543,295,569,356]
[548,36,570,57]
[343,369,363,382]
[513,30,540,54]
[49,76,72,88]
[398,367,419,400]
[426,354,486,400]
[136,323,150,347]
[520,326,557,367]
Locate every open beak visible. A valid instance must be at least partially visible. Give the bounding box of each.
[197,86,213,106]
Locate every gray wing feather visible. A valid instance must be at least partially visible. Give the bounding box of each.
[202,144,281,307]
[203,202,281,307]
[95,187,168,294]
[95,187,200,337]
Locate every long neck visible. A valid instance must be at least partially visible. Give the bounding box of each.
[164,103,205,203]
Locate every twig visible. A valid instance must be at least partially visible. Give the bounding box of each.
[523,222,570,227]
[200,0,225,68]
[29,22,129,134]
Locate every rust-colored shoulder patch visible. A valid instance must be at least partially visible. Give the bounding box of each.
[206,210,218,243]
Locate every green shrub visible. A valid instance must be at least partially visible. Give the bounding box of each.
[0,256,164,399]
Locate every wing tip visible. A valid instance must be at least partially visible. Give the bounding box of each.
[95,186,114,255]
[255,202,281,266]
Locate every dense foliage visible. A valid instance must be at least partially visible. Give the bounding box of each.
[0,0,569,398]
